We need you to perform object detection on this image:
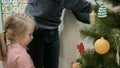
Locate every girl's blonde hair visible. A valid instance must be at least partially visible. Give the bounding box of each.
[0,14,35,61]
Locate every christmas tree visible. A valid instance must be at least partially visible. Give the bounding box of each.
[76,0,120,68]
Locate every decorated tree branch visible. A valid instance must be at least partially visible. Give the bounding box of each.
[75,0,120,68]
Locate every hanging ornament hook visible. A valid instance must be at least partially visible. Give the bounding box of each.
[94,0,100,6]
[94,0,103,7]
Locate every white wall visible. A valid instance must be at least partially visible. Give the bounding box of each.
[58,1,95,68]
[58,9,94,68]
[59,9,81,68]
[58,1,96,67]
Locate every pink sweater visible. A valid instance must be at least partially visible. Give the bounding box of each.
[3,43,35,68]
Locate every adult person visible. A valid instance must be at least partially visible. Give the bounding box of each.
[25,0,92,68]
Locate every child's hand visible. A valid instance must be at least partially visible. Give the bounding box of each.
[110,6,120,13]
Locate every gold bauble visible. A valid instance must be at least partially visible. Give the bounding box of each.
[94,37,110,54]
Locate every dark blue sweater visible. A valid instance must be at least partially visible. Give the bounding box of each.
[25,0,92,29]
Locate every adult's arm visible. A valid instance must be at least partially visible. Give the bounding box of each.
[63,0,92,23]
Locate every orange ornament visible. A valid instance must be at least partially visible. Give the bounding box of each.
[94,37,110,54]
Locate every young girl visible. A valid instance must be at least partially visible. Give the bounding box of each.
[0,14,35,68]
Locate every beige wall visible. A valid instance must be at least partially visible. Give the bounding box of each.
[59,9,81,68]
[58,9,94,68]
[58,1,95,68]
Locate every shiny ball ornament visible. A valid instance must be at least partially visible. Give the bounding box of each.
[94,37,110,54]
